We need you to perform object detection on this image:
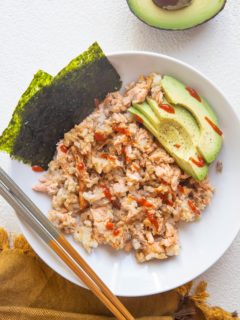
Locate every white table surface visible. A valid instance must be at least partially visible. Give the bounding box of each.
[0,0,239,313]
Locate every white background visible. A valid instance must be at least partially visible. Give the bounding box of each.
[0,0,239,313]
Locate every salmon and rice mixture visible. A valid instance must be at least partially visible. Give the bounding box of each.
[33,73,213,263]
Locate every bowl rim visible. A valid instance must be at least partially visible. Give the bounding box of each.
[107,51,240,294]
[108,50,238,123]
[10,50,240,297]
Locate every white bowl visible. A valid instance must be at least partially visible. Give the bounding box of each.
[1,51,240,297]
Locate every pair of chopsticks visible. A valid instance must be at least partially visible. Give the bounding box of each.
[0,167,134,320]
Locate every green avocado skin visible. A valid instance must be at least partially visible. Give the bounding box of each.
[126,0,227,31]
[161,76,222,164]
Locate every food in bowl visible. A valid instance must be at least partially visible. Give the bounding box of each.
[33,73,222,262]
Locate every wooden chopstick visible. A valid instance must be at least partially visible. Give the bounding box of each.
[0,180,126,320]
[0,168,134,320]
[0,168,133,320]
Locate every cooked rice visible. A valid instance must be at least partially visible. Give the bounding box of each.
[33,73,213,263]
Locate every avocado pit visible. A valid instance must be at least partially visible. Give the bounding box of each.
[153,0,192,10]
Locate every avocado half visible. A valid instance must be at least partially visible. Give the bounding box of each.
[127,0,226,31]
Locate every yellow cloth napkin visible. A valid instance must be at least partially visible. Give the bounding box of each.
[0,228,238,320]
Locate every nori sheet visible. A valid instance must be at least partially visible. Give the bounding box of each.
[0,43,122,169]
[0,70,53,154]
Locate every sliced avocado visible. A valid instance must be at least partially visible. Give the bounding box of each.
[128,107,160,138]
[147,97,200,145]
[161,76,222,164]
[133,101,161,128]
[201,96,218,123]
[128,106,208,181]
[127,0,226,31]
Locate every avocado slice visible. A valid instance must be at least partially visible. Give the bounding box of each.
[128,107,160,138]
[146,97,200,145]
[128,106,208,181]
[127,0,226,30]
[133,101,161,128]
[161,76,223,164]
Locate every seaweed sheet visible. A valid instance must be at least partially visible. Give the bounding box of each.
[0,70,53,155]
[0,42,122,169]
